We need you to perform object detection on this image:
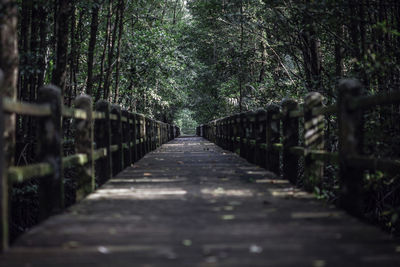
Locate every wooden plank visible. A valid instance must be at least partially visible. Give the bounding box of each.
[349,90,400,111]
[62,106,87,120]
[7,163,54,184]
[312,104,337,116]
[2,97,51,117]
[93,148,107,161]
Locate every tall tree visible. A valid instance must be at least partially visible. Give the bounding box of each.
[51,0,72,95]
[86,1,100,96]
[0,0,19,250]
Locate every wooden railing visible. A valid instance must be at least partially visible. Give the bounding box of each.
[0,85,180,250]
[197,79,400,218]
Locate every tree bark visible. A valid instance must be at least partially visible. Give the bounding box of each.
[0,1,19,250]
[51,0,71,96]
[96,0,112,101]
[113,0,125,103]
[86,2,100,96]
[103,0,120,100]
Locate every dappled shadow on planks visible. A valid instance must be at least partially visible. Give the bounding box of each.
[1,137,400,266]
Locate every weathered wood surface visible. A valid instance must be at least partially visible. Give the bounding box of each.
[1,137,400,266]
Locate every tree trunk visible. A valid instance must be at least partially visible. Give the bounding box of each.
[51,0,71,97]
[103,0,120,100]
[0,1,19,249]
[113,0,125,103]
[86,2,100,96]
[37,4,48,89]
[96,0,112,101]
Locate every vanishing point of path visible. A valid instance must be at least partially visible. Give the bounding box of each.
[1,137,400,266]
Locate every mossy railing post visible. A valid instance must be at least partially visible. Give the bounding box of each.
[95,101,112,185]
[0,92,8,251]
[224,118,228,150]
[135,114,142,160]
[266,104,280,175]
[151,120,155,150]
[158,122,162,147]
[131,113,137,162]
[338,79,364,217]
[239,113,246,158]
[233,115,240,153]
[282,99,299,184]
[140,115,145,158]
[123,110,132,168]
[37,85,63,220]
[74,95,94,201]
[304,92,325,192]
[247,111,256,163]
[228,117,233,152]
[111,105,123,176]
[255,109,267,168]
[144,117,149,154]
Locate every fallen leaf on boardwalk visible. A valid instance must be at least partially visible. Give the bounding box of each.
[182,239,192,246]
[221,214,235,220]
[249,244,263,254]
[177,161,184,164]
[98,246,110,254]
[312,260,326,267]
[223,206,234,211]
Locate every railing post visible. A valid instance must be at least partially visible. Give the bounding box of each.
[0,90,9,251]
[248,111,256,163]
[338,79,364,217]
[95,101,112,185]
[304,92,325,192]
[266,104,280,175]
[131,113,137,163]
[233,114,240,154]
[74,95,94,201]
[239,113,246,158]
[144,117,149,154]
[255,109,267,168]
[139,115,145,158]
[282,99,299,184]
[150,120,154,150]
[111,105,123,175]
[37,85,63,220]
[123,110,132,168]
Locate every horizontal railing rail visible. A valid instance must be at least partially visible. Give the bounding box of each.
[197,78,400,219]
[0,84,180,251]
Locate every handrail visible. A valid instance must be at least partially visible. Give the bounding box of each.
[0,83,181,251]
[2,97,52,116]
[197,78,399,219]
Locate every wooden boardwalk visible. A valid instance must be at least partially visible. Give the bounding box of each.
[1,137,400,266]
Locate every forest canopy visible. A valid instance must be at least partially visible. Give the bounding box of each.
[8,0,400,128]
